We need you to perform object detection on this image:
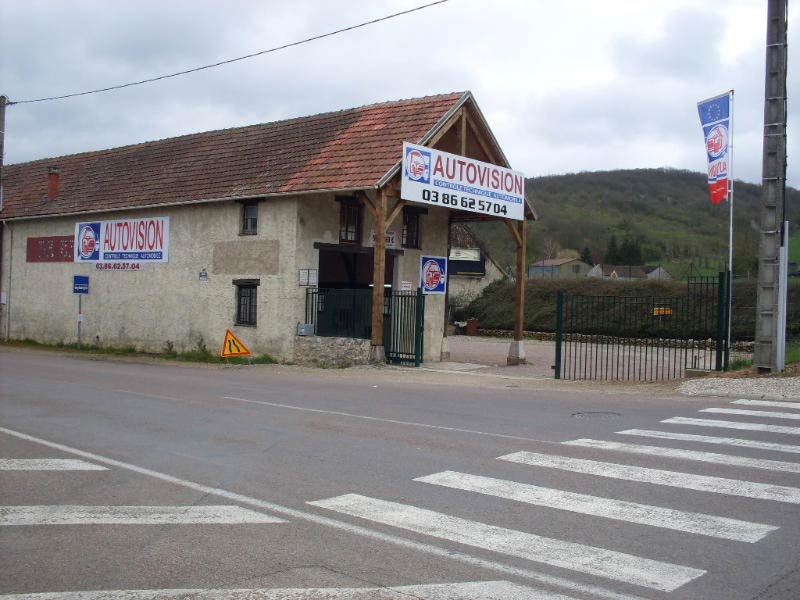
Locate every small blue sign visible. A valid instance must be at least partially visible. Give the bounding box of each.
[420,256,447,295]
[73,275,89,294]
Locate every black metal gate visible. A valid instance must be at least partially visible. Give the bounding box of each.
[385,289,425,366]
[305,288,425,366]
[555,273,729,380]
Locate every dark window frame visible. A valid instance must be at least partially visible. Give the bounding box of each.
[337,196,363,244]
[233,279,260,326]
[402,208,422,249]
[240,200,259,235]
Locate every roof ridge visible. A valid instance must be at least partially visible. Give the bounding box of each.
[6,91,468,168]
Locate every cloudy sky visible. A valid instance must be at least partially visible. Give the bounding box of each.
[1,0,797,187]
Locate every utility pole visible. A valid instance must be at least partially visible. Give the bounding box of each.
[0,94,6,210]
[753,0,788,372]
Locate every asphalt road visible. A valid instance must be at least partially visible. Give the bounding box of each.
[1,348,799,600]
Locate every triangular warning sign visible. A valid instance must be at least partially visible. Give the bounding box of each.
[221,329,251,358]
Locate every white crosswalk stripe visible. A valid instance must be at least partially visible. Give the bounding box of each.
[617,428,800,455]
[0,459,107,471]
[661,416,800,435]
[0,581,563,600]
[0,505,286,526]
[732,399,800,410]
[700,408,800,420]
[415,470,776,542]
[309,493,705,592]
[563,438,800,473]
[498,451,800,504]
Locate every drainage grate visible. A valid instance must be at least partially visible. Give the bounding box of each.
[571,411,621,419]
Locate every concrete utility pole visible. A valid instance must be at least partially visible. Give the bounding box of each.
[0,95,6,209]
[753,0,789,372]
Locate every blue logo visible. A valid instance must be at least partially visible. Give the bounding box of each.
[77,223,101,261]
[405,146,431,184]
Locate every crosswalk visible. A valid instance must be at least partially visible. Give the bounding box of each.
[310,396,800,596]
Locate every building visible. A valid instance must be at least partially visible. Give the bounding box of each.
[587,264,672,281]
[446,223,507,307]
[528,257,591,279]
[0,92,536,366]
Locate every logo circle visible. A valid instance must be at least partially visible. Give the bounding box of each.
[422,259,442,290]
[79,225,97,259]
[705,125,728,158]
[406,150,427,181]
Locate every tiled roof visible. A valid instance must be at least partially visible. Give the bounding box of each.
[531,257,579,267]
[1,92,467,219]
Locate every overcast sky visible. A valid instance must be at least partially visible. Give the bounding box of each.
[1,0,797,188]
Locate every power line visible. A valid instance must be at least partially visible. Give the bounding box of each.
[7,0,449,106]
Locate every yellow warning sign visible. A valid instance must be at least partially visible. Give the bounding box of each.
[220,329,251,358]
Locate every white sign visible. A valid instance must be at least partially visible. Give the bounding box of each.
[400,142,525,221]
[368,229,397,249]
[400,280,413,291]
[74,217,170,263]
[298,269,319,287]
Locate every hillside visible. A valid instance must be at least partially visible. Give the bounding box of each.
[469,169,799,278]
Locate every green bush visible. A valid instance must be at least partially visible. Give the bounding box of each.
[462,278,800,342]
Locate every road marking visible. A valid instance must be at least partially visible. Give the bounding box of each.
[223,396,551,444]
[0,581,573,600]
[0,459,106,471]
[498,451,800,504]
[733,399,800,410]
[309,494,704,592]
[661,417,800,435]
[617,429,800,455]
[0,427,650,600]
[0,505,285,526]
[415,470,775,542]
[563,438,800,473]
[700,408,800,421]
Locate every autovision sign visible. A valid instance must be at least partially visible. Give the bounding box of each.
[400,142,525,221]
[74,217,170,263]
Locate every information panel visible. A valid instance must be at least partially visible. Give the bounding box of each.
[74,217,170,263]
[400,142,525,221]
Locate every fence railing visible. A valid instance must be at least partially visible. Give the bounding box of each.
[305,288,373,339]
[555,272,729,380]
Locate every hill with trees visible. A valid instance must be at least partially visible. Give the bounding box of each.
[469,168,799,279]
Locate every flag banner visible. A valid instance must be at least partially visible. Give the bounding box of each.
[697,93,731,204]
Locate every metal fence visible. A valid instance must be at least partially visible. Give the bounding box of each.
[304,288,425,366]
[555,273,728,381]
[385,289,425,366]
[305,288,373,339]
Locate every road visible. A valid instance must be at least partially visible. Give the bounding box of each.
[1,347,799,600]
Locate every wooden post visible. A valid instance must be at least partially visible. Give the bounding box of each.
[369,188,387,361]
[507,218,527,365]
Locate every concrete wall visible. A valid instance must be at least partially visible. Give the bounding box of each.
[448,257,505,307]
[1,198,299,360]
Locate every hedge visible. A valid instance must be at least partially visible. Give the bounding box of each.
[454,278,800,342]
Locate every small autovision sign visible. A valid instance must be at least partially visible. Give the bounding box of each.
[73,275,89,294]
[420,256,447,295]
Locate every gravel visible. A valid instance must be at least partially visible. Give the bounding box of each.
[679,376,800,400]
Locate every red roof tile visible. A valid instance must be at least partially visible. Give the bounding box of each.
[1,92,467,219]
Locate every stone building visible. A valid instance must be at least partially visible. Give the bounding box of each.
[0,92,535,365]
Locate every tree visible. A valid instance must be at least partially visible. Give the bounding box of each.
[618,236,643,265]
[580,246,594,266]
[606,235,620,264]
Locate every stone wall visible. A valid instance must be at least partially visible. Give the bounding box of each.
[293,335,371,367]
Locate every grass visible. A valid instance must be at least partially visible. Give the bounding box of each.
[3,338,275,365]
[786,339,800,365]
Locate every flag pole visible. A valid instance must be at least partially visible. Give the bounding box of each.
[727,89,734,369]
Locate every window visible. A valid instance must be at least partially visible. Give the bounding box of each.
[241,201,258,235]
[402,209,421,249]
[338,197,362,244]
[233,279,260,326]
